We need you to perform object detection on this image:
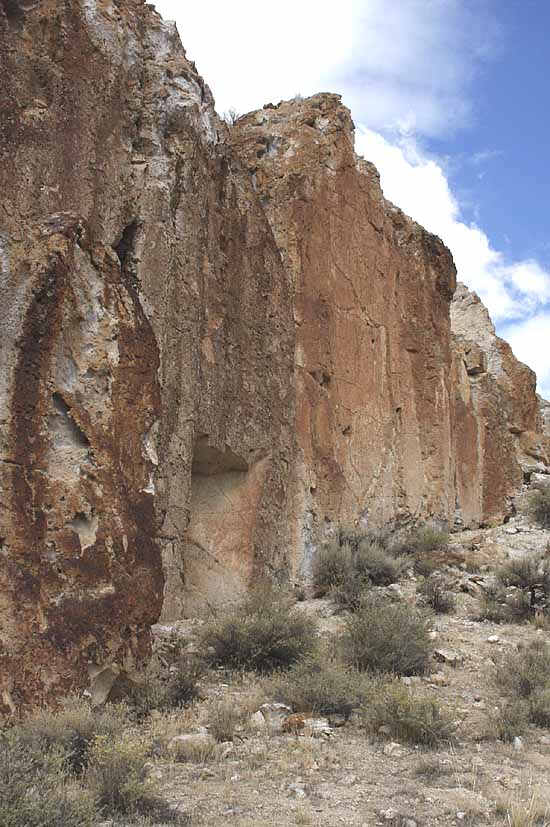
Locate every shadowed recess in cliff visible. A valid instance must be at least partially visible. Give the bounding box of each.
[178,436,264,616]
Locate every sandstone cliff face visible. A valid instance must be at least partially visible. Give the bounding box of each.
[451,284,547,523]
[0,0,293,710]
[1,1,547,709]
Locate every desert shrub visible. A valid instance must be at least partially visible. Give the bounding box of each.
[208,698,243,742]
[201,589,317,673]
[391,526,449,576]
[361,680,456,746]
[417,575,456,613]
[488,700,529,742]
[475,582,532,624]
[341,593,432,676]
[527,487,550,528]
[86,731,156,817]
[14,697,129,776]
[269,654,369,719]
[312,539,355,597]
[313,530,405,610]
[0,731,96,827]
[410,526,449,553]
[498,553,550,594]
[496,639,550,728]
[169,734,217,764]
[125,655,204,721]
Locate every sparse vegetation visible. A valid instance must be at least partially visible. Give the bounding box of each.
[496,639,550,728]
[124,653,204,720]
[313,528,406,610]
[488,700,529,742]
[0,731,96,827]
[361,680,456,746]
[201,589,317,673]
[208,697,244,742]
[527,487,550,529]
[0,701,190,825]
[86,731,154,816]
[269,654,369,719]
[475,581,532,624]
[14,697,129,776]
[341,592,432,676]
[417,574,456,613]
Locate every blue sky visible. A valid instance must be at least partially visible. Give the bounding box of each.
[154,0,550,397]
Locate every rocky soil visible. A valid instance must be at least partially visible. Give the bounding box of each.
[131,504,550,827]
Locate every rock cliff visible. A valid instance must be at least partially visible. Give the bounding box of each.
[0,0,294,710]
[0,0,547,709]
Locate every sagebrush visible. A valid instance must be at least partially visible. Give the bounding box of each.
[341,593,432,676]
[201,589,317,673]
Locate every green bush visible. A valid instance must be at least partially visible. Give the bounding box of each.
[14,697,129,776]
[313,530,405,611]
[496,639,550,729]
[269,655,369,719]
[201,590,317,673]
[0,731,96,827]
[341,593,432,676]
[527,487,550,528]
[409,526,449,553]
[361,680,456,746]
[417,575,455,614]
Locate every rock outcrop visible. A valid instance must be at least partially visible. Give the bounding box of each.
[231,96,459,566]
[0,0,294,710]
[0,0,547,708]
[451,284,547,524]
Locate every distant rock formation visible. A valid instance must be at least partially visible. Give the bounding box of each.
[0,0,547,709]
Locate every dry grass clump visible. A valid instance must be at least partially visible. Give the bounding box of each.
[207,697,245,742]
[313,528,406,610]
[495,639,550,729]
[269,654,369,719]
[391,525,449,577]
[527,487,550,529]
[417,574,456,613]
[14,697,129,776]
[0,701,190,825]
[341,592,432,676]
[475,582,532,624]
[488,700,529,742]
[124,653,204,721]
[498,553,550,593]
[0,731,96,827]
[201,588,317,673]
[361,680,456,746]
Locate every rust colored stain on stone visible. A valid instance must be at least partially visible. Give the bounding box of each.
[0,1,548,710]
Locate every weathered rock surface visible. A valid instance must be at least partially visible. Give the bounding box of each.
[451,284,548,523]
[231,96,459,565]
[0,0,293,710]
[0,1,547,708]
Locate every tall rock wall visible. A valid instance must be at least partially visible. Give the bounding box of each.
[0,1,547,709]
[230,95,459,568]
[0,0,294,711]
[451,284,547,524]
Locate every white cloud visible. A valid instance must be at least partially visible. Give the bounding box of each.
[502,315,550,400]
[153,0,498,136]
[355,127,550,327]
[153,0,548,396]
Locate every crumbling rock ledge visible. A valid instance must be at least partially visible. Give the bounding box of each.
[0,0,547,709]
